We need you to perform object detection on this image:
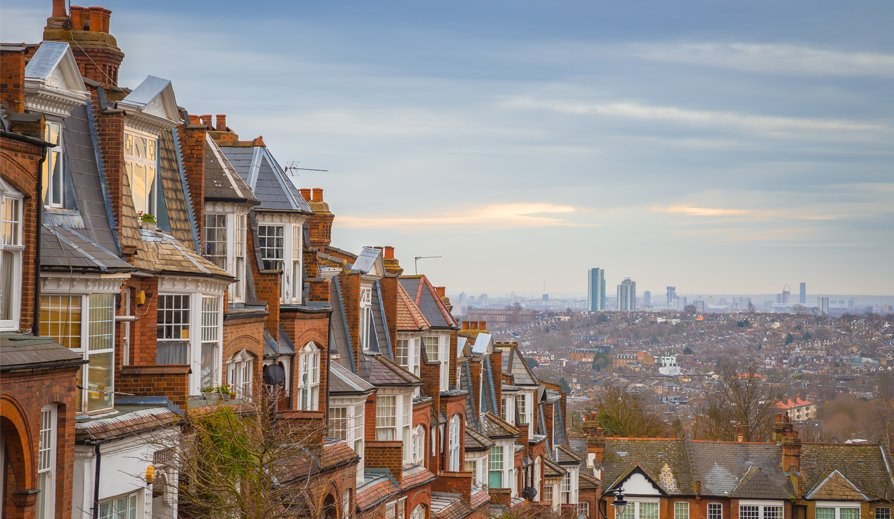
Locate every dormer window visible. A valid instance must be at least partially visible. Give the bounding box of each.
[42,121,64,208]
[0,185,23,331]
[124,128,159,217]
[257,220,302,305]
[204,211,248,303]
[360,286,372,351]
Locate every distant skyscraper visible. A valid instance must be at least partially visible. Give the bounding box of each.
[617,278,636,311]
[818,296,830,315]
[799,282,806,305]
[587,268,606,311]
[666,286,677,308]
[643,290,651,307]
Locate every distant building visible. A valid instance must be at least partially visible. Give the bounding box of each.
[587,268,606,311]
[799,282,806,304]
[617,278,636,311]
[818,296,830,315]
[775,397,816,422]
[643,290,651,307]
[666,286,677,308]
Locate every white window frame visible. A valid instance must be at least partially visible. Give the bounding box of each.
[124,127,159,217]
[157,291,224,395]
[533,456,542,501]
[739,501,783,519]
[330,398,366,484]
[98,490,139,519]
[708,503,723,519]
[297,342,321,411]
[360,286,373,351]
[201,295,221,391]
[580,503,591,519]
[876,508,892,519]
[256,221,303,305]
[0,185,23,331]
[620,500,661,519]
[39,293,115,413]
[423,334,449,392]
[227,350,254,400]
[501,394,515,424]
[412,424,426,465]
[43,120,64,208]
[675,502,690,519]
[376,392,412,463]
[37,405,57,518]
[203,210,249,304]
[816,503,861,519]
[448,414,461,471]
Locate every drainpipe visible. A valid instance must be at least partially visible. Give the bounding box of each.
[32,148,46,336]
[88,440,103,519]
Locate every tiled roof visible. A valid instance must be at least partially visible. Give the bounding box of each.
[356,473,400,511]
[729,466,793,499]
[203,134,259,203]
[688,441,792,498]
[775,397,812,409]
[117,160,143,252]
[805,470,867,500]
[321,441,361,472]
[431,492,473,519]
[400,465,437,491]
[800,443,894,499]
[603,438,692,494]
[496,343,538,386]
[470,489,491,510]
[555,444,583,465]
[0,333,84,371]
[330,361,375,394]
[397,282,430,331]
[399,275,458,329]
[465,426,495,451]
[129,229,233,279]
[159,129,198,249]
[543,457,567,479]
[363,354,423,387]
[75,406,180,442]
[481,413,518,439]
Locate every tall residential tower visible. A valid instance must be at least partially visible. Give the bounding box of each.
[587,268,606,311]
[617,277,636,311]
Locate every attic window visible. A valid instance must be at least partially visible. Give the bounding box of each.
[42,121,64,208]
[360,287,372,351]
[124,128,159,217]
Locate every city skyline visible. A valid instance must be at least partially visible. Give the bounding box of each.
[3,0,892,295]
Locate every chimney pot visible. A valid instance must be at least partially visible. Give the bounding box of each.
[384,246,394,259]
[215,114,227,130]
[480,320,486,330]
[435,286,446,298]
[299,188,311,201]
[199,114,212,128]
[311,188,323,202]
[188,115,201,125]
[52,0,66,17]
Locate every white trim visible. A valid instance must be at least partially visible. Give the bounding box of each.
[41,274,128,294]
[158,275,228,295]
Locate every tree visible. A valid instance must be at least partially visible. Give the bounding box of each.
[170,390,332,518]
[526,357,539,369]
[559,377,571,393]
[693,361,777,442]
[595,385,669,438]
[784,333,794,345]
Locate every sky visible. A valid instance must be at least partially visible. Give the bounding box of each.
[3,0,893,297]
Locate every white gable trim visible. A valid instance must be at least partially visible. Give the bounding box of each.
[620,472,662,496]
[120,76,181,133]
[806,470,869,501]
[24,43,89,116]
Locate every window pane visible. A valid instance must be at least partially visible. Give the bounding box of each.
[840,510,860,519]
[204,214,228,269]
[0,250,15,320]
[675,503,689,519]
[86,351,113,412]
[39,295,82,349]
[817,509,835,519]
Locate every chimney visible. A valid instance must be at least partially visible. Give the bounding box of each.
[469,359,482,417]
[199,114,212,128]
[305,187,334,249]
[735,423,744,443]
[0,47,26,114]
[179,122,207,244]
[215,114,227,131]
[773,412,786,443]
[44,3,123,87]
[435,286,446,298]
[491,349,503,416]
[781,424,801,474]
[383,246,394,259]
[582,413,605,465]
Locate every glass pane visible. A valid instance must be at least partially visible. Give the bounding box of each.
[489,471,503,489]
[841,510,860,519]
[817,509,836,519]
[0,250,13,320]
[641,503,659,519]
[89,294,114,351]
[157,341,188,365]
[52,152,63,206]
[201,342,217,389]
[87,351,113,412]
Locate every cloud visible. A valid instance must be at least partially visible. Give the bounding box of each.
[338,203,588,229]
[626,42,894,78]
[658,205,752,217]
[501,96,887,138]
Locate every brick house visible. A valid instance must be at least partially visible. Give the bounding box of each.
[585,413,894,519]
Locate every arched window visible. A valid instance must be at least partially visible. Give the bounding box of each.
[411,504,427,519]
[448,414,461,472]
[227,350,254,399]
[533,456,542,501]
[412,425,426,465]
[298,343,320,410]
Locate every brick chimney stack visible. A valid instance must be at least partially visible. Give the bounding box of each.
[43,1,124,87]
[582,412,605,466]
[304,187,334,249]
[781,417,801,474]
[0,46,26,114]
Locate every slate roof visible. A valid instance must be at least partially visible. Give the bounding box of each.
[800,443,894,500]
[351,247,381,275]
[219,145,311,213]
[465,426,495,451]
[689,441,793,498]
[328,277,355,372]
[41,225,132,272]
[203,134,259,203]
[496,343,539,386]
[0,333,84,371]
[129,229,233,279]
[362,354,423,387]
[330,361,376,395]
[730,466,793,500]
[555,444,583,465]
[481,412,518,439]
[543,457,567,479]
[805,470,868,501]
[397,282,430,331]
[75,406,180,442]
[399,275,458,329]
[602,438,692,494]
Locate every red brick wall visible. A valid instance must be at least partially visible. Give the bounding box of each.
[432,471,473,501]
[247,224,280,338]
[364,393,377,444]
[0,135,43,333]
[117,365,190,410]
[442,393,466,471]
[120,277,159,368]
[490,350,503,415]
[339,272,361,369]
[280,308,330,412]
[0,48,25,113]
[178,124,206,244]
[448,331,458,389]
[366,440,403,483]
[91,91,125,231]
[221,316,265,397]
[379,275,398,351]
[469,359,481,417]
[1,365,80,519]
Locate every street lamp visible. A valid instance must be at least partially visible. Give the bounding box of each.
[612,489,628,518]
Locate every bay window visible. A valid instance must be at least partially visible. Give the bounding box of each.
[157,288,224,395]
[448,414,461,471]
[37,405,57,518]
[40,294,115,413]
[360,286,372,351]
[517,392,531,425]
[0,187,23,331]
[124,128,158,217]
[330,400,366,483]
[297,343,321,410]
[257,220,303,304]
[42,121,64,208]
[376,393,413,463]
[98,491,138,519]
[501,395,515,424]
[489,445,504,488]
[204,211,248,303]
[423,335,449,392]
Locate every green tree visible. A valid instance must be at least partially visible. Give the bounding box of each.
[784,333,794,345]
